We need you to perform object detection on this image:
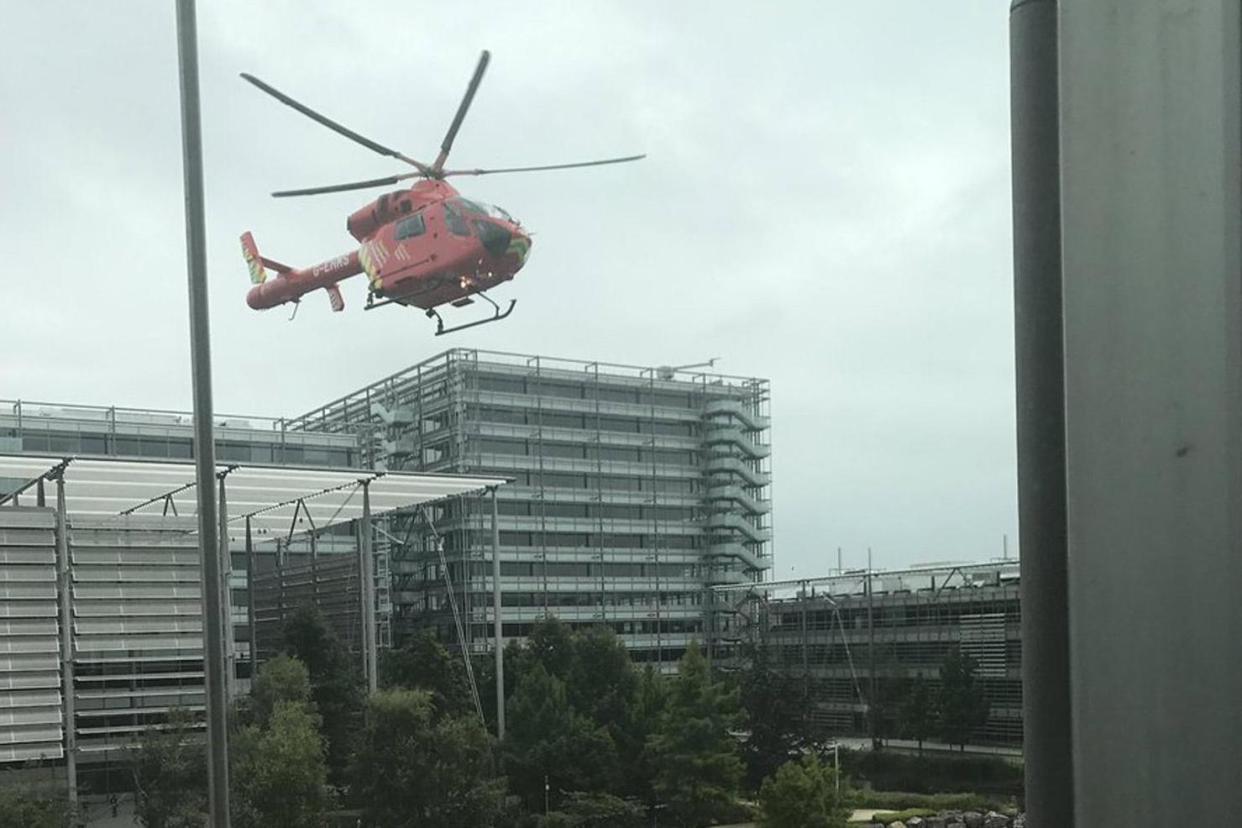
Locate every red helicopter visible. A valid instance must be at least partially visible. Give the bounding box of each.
[239,50,643,335]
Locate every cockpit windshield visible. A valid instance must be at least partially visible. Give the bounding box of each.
[448,197,513,223]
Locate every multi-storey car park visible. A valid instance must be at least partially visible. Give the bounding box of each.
[710,561,1023,748]
[282,349,773,669]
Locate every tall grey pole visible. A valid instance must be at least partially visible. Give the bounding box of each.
[866,547,876,747]
[1009,1,1073,823]
[360,481,377,693]
[54,475,77,812]
[246,516,257,671]
[174,1,229,821]
[491,487,505,739]
[218,474,235,701]
[1058,1,1242,822]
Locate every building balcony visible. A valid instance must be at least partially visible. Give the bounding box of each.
[483,514,703,536]
[468,421,700,451]
[703,567,754,587]
[466,390,704,423]
[467,606,706,624]
[705,513,771,544]
[705,542,771,572]
[704,455,770,487]
[705,483,770,515]
[372,403,416,427]
[472,452,704,480]
[493,486,702,509]
[703,425,770,460]
[703,399,770,431]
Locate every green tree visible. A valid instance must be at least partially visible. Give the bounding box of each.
[937,648,990,750]
[565,626,638,732]
[131,709,207,827]
[898,678,937,755]
[757,754,847,828]
[623,666,669,804]
[281,604,363,784]
[473,638,525,732]
[738,640,808,790]
[504,663,620,812]
[0,784,69,828]
[524,617,576,681]
[379,629,473,717]
[646,642,744,827]
[245,653,313,728]
[552,791,646,827]
[352,689,505,826]
[231,701,332,828]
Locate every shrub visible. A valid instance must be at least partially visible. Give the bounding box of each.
[850,790,1005,813]
[872,808,937,825]
[841,749,1022,796]
[758,754,848,828]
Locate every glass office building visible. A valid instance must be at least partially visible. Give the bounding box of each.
[285,349,773,669]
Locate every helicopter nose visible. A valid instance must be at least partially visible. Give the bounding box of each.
[511,231,531,264]
[476,221,512,258]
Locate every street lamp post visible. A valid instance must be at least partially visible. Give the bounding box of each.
[173,0,230,822]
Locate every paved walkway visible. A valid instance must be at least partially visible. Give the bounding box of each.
[78,795,138,827]
[714,810,892,826]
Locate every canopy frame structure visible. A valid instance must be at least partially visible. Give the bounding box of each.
[0,453,508,801]
[0,454,505,544]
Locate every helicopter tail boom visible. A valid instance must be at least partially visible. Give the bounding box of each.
[242,232,362,312]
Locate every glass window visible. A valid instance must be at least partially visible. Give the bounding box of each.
[544,442,583,459]
[478,376,525,394]
[485,203,513,222]
[218,442,250,462]
[444,205,471,236]
[80,435,107,454]
[48,435,80,453]
[395,215,425,240]
[302,448,329,465]
[449,197,488,215]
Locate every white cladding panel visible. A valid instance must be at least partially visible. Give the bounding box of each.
[0,508,62,763]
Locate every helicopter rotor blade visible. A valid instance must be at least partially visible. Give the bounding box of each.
[441,154,647,177]
[240,73,434,175]
[271,172,421,198]
[431,50,491,174]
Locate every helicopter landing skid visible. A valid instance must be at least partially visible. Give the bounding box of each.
[426,290,516,336]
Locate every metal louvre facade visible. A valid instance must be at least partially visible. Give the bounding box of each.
[250,553,363,666]
[0,508,63,763]
[714,562,1023,747]
[69,515,205,759]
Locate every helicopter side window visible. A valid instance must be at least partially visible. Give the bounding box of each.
[444,206,471,237]
[395,215,426,240]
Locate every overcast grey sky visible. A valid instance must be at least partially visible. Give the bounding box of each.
[1,2,1016,575]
